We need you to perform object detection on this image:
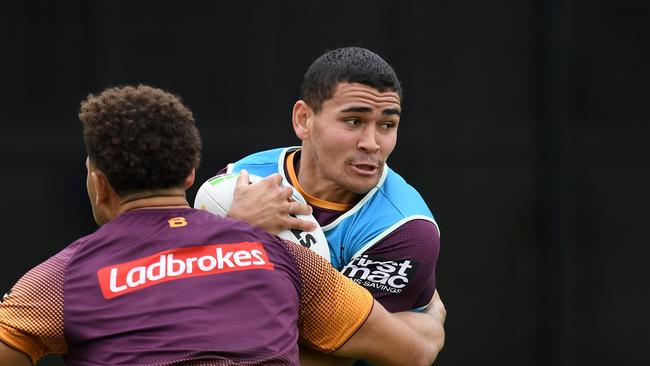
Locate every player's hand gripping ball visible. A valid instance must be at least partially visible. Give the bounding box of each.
[194,173,331,261]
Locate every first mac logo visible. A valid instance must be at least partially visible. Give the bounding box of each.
[341,255,419,294]
[97,242,274,299]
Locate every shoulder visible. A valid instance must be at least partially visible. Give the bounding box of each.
[352,219,440,260]
[232,147,296,167]
[46,234,94,268]
[373,219,440,253]
[379,168,433,216]
[0,243,74,360]
[228,147,297,177]
[190,209,287,245]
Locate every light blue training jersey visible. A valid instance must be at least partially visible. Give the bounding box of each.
[227,147,439,270]
[227,147,440,270]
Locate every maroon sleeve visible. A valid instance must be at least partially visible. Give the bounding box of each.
[0,244,77,363]
[343,219,440,313]
[277,238,373,353]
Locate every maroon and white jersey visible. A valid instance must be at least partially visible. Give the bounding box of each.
[0,208,373,365]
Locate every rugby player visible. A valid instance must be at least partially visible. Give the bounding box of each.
[218,47,443,365]
[0,85,444,365]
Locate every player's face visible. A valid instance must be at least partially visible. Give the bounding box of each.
[302,82,400,202]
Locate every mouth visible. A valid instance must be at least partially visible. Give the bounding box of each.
[350,161,380,176]
[354,163,377,171]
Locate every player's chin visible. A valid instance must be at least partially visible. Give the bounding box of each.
[344,166,382,193]
[346,176,380,194]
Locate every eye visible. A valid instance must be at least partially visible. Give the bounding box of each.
[379,121,396,130]
[344,118,362,126]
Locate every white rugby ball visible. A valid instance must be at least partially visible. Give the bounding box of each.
[194,173,331,262]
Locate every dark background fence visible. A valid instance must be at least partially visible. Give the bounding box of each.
[1,1,649,365]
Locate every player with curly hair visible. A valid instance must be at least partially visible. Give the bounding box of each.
[0,85,445,366]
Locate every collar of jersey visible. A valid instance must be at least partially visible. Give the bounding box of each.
[286,150,354,212]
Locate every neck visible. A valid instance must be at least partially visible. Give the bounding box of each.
[293,149,360,205]
[117,192,190,215]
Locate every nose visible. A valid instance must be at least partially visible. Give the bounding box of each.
[357,125,380,153]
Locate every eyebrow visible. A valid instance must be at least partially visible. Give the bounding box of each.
[340,106,401,116]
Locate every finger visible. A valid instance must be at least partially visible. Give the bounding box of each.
[279,185,295,201]
[263,173,283,186]
[236,169,250,188]
[288,201,313,216]
[284,216,318,232]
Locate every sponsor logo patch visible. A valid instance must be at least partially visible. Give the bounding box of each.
[341,255,419,294]
[97,242,274,299]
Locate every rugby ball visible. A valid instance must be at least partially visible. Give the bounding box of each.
[194,173,331,261]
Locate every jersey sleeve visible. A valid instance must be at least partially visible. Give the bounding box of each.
[278,238,374,353]
[0,249,71,363]
[344,219,440,313]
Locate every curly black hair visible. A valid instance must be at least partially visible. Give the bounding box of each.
[300,47,402,113]
[79,85,201,197]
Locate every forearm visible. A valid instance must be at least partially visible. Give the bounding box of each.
[299,345,355,366]
[391,310,445,363]
[0,341,32,366]
[332,300,444,366]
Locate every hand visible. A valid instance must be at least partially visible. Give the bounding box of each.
[227,170,317,234]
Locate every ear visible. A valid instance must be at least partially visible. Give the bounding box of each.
[292,100,312,141]
[90,170,109,207]
[183,168,196,189]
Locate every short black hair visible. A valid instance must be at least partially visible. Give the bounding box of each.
[79,85,201,196]
[300,47,402,113]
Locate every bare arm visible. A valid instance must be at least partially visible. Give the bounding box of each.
[0,341,32,366]
[227,170,315,234]
[290,232,446,366]
[300,346,355,366]
[330,291,446,366]
[301,290,445,366]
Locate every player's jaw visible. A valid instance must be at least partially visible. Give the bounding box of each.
[340,156,384,193]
